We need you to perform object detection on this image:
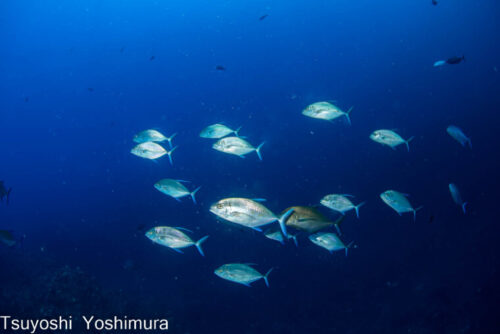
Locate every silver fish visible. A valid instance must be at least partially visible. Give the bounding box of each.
[145,226,209,256]
[433,60,446,67]
[320,194,365,218]
[212,136,265,160]
[308,232,354,256]
[449,183,467,214]
[263,226,298,246]
[133,129,177,148]
[380,190,422,221]
[200,124,241,139]
[154,179,201,204]
[210,197,293,236]
[447,125,471,148]
[302,101,352,125]
[131,142,178,164]
[370,130,414,151]
[214,263,273,287]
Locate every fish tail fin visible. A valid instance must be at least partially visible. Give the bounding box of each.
[344,107,353,125]
[6,188,12,205]
[167,146,178,165]
[405,136,415,152]
[263,268,273,288]
[278,208,294,238]
[354,202,365,219]
[334,224,342,236]
[345,241,356,256]
[462,202,467,214]
[234,126,242,137]
[467,138,472,149]
[167,133,177,148]
[291,235,298,247]
[190,186,201,204]
[195,236,209,257]
[256,142,265,161]
[413,206,424,221]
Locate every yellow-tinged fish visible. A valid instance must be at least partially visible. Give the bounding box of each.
[212,137,265,160]
[210,198,293,236]
[320,194,365,218]
[154,179,201,204]
[133,129,177,148]
[131,142,178,164]
[309,232,355,256]
[200,124,242,139]
[0,230,16,247]
[370,129,414,151]
[283,206,343,234]
[302,101,353,125]
[214,263,273,287]
[145,226,209,256]
[380,190,422,221]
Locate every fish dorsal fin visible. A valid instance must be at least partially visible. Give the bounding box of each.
[244,263,258,266]
[252,198,267,202]
[341,194,355,198]
[175,227,193,233]
[176,179,191,183]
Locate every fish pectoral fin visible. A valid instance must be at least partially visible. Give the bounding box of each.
[171,248,184,254]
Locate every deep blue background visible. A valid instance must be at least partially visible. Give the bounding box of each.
[1,0,499,333]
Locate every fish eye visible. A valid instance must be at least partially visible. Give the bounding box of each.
[216,203,223,209]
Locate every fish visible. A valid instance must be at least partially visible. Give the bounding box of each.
[154,179,201,204]
[210,197,293,236]
[259,14,269,21]
[131,142,177,164]
[150,56,155,61]
[432,0,438,5]
[0,230,16,247]
[87,87,94,92]
[145,226,209,256]
[370,129,414,151]
[214,263,273,287]
[133,129,177,148]
[302,101,353,125]
[320,194,365,218]
[309,232,355,256]
[200,124,241,139]
[446,56,465,65]
[449,183,467,214]
[263,226,298,246]
[0,181,12,205]
[215,65,226,71]
[433,60,446,67]
[380,190,422,221]
[212,137,265,160]
[447,125,471,148]
[282,206,343,234]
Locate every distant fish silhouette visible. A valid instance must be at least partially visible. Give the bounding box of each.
[259,14,269,21]
[150,56,156,61]
[215,65,226,71]
[428,215,434,224]
[0,181,12,205]
[24,97,29,102]
[446,56,465,65]
[87,87,94,92]
[432,0,438,5]
[120,46,126,53]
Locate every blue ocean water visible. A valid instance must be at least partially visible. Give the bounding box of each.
[1,0,499,333]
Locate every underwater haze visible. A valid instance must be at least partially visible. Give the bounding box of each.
[1,0,500,333]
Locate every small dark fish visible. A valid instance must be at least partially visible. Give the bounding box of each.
[432,0,438,5]
[428,215,434,224]
[0,181,12,205]
[446,56,465,65]
[150,56,156,61]
[215,65,226,71]
[120,46,126,53]
[87,88,94,92]
[259,14,269,21]
[137,223,146,232]
[24,97,29,102]
[0,230,16,247]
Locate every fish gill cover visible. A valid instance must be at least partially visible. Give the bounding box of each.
[0,0,499,333]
